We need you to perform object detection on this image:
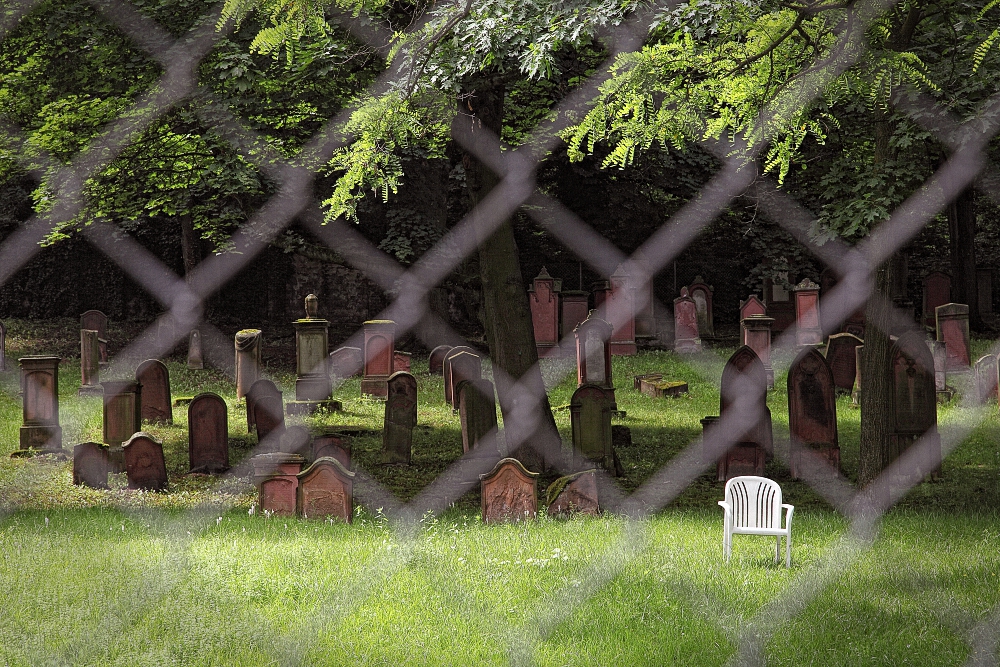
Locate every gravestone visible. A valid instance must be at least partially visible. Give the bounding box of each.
[529,267,560,356]
[80,310,108,363]
[135,359,172,424]
[252,453,305,515]
[935,303,971,369]
[297,457,355,521]
[254,394,286,448]
[79,329,101,395]
[793,279,823,346]
[688,276,715,339]
[926,339,948,394]
[458,379,499,456]
[739,295,767,345]
[447,349,482,410]
[479,458,540,524]
[102,380,140,472]
[234,329,262,399]
[570,384,615,474]
[639,377,688,398]
[607,265,637,355]
[591,280,611,311]
[312,431,352,469]
[890,332,941,479]
[546,469,599,517]
[632,251,656,339]
[443,346,476,406]
[634,372,662,390]
[361,320,396,398]
[123,433,168,491]
[293,294,332,401]
[710,346,772,480]
[18,357,63,455]
[246,379,281,433]
[188,392,229,473]
[923,271,951,327]
[280,425,312,458]
[826,332,863,393]
[329,346,363,378]
[393,351,412,373]
[978,268,993,316]
[383,371,417,464]
[187,329,204,370]
[561,291,590,347]
[788,347,839,478]
[975,354,998,404]
[742,315,775,388]
[73,442,109,489]
[0,319,5,371]
[673,288,702,353]
[156,315,178,356]
[428,345,453,375]
[574,313,615,409]
[764,273,795,333]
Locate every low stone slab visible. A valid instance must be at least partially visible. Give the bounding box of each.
[639,378,689,398]
[633,373,662,390]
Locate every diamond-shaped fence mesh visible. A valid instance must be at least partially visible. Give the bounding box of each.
[3,0,1000,663]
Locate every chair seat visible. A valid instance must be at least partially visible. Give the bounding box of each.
[730,526,790,536]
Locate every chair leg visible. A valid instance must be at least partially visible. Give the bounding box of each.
[774,536,780,564]
[786,533,792,568]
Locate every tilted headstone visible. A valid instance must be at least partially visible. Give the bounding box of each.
[79,329,101,395]
[136,359,172,424]
[788,347,839,478]
[923,271,951,327]
[570,384,615,474]
[739,295,766,345]
[294,294,331,401]
[311,431,352,470]
[975,354,998,404]
[673,287,702,353]
[297,457,355,521]
[0,319,6,371]
[458,378,498,457]
[234,329,262,399]
[707,346,772,481]
[73,442,109,489]
[19,356,63,454]
[123,432,168,491]
[102,380,140,472]
[978,267,993,316]
[428,345,453,375]
[826,332,863,393]
[361,320,396,398]
[607,265,636,355]
[252,453,304,515]
[742,315,775,388]
[688,276,714,339]
[561,291,590,345]
[447,349,482,410]
[935,303,971,369]
[890,332,941,478]
[479,458,540,524]
[329,346,363,378]
[528,267,560,355]
[383,371,417,464]
[188,392,229,473]
[546,469,599,517]
[793,279,823,346]
[81,310,109,363]
[443,346,476,406]
[187,329,204,370]
[246,379,281,433]
[393,351,412,373]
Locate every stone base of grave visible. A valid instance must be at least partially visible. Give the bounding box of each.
[295,376,333,402]
[19,425,63,453]
[937,388,956,404]
[674,338,702,354]
[610,342,637,356]
[252,453,306,515]
[639,378,689,398]
[11,446,70,459]
[286,399,342,416]
[78,384,103,397]
[634,373,662,390]
[360,377,389,399]
[790,443,840,479]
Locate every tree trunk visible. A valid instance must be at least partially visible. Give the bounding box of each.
[948,187,981,329]
[452,76,560,473]
[179,213,201,280]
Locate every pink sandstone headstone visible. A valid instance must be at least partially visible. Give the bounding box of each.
[890,332,941,479]
[688,276,714,339]
[975,354,998,404]
[742,315,775,388]
[923,271,951,327]
[234,329,262,399]
[479,458,540,524]
[102,380,140,472]
[19,356,63,454]
[136,359,172,424]
[443,345,476,406]
[79,329,101,395]
[825,332,863,393]
[361,320,396,398]
[672,288,702,353]
[122,432,168,491]
[787,347,839,478]
[447,350,482,410]
[793,278,822,346]
[458,378,498,457]
[607,265,636,355]
[252,453,304,515]
[739,295,767,345]
[296,457,355,521]
[428,345,453,375]
[707,346,772,481]
[528,267,560,356]
[188,392,229,473]
[312,431,352,469]
[80,310,108,363]
[383,371,417,464]
[935,303,970,369]
[393,351,412,373]
[546,469,599,517]
[561,291,590,347]
[73,442,109,489]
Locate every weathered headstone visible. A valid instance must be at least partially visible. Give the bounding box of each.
[826,332,863,393]
[561,291,590,346]
[443,345,476,406]
[570,384,615,474]
[254,394,286,448]
[297,457,355,521]
[935,303,971,369]
[188,392,229,473]
[18,357,63,455]
[975,354,998,404]
[0,319,6,371]
[793,278,822,346]
[136,359,172,424]
[978,267,993,316]
[591,279,611,311]
[428,345,453,375]
[529,267,560,356]
[252,453,304,515]
[383,371,417,464]
[632,251,656,339]
[923,271,951,327]
[764,272,796,333]
[479,458,540,524]
[246,379,281,433]
[447,349,482,410]
[293,294,332,401]
[361,320,396,398]
[458,378,499,456]
[889,332,941,479]
[546,469,599,517]
[311,431,352,469]
[788,347,839,478]
[574,313,616,410]
[73,442,109,489]
[639,377,688,398]
[607,265,636,355]
[742,315,775,388]
[709,346,772,481]
[926,339,948,394]
[123,432,168,491]
[739,295,767,345]
[79,329,101,395]
[393,351,412,373]
[102,380,140,472]
[187,329,204,370]
[329,346,363,378]
[80,310,108,363]
[279,425,312,458]
[234,329,262,399]
[673,287,702,353]
[688,276,714,339]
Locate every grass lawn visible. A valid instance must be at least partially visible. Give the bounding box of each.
[1,318,999,665]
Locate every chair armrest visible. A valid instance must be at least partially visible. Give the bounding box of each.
[718,500,731,518]
[782,503,794,529]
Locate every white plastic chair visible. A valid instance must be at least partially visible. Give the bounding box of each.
[718,475,794,567]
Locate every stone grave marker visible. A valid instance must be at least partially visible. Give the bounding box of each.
[607,265,636,355]
[447,349,482,410]
[252,453,304,515]
[574,313,616,410]
[297,457,355,521]
[591,279,611,311]
[136,359,172,424]
[826,332,863,393]
[187,329,204,370]
[329,346,363,378]
[123,432,168,491]
[788,347,839,478]
[312,431,352,469]
[706,346,772,481]
[234,329,262,399]
[443,346,476,406]
[428,345,453,375]
[923,271,951,327]
[188,392,229,473]
[890,332,941,478]
[479,458,540,524]
[383,371,417,464]
[280,425,312,458]
[935,303,971,369]
[632,251,656,339]
[246,379,281,433]
[79,329,101,395]
[393,351,412,372]
[570,384,615,474]
[18,356,63,455]
[688,276,714,339]
[73,442,109,489]
[81,310,108,363]
[545,469,599,517]
[764,272,796,333]
[925,339,948,395]
[739,295,767,345]
[639,377,688,398]
[102,380,140,472]
[793,278,822,346]
[254,394,286,448]
[978,267,993,316]
[634,373,662,390]
[0,319,5,371]
[975,354,998,404]
[673,287,702,353]
[362,320,396,398]
[742,315,775,388]
[293,294,332,401]
[561,291,590,346]
[458,379,499,456]
[529,267,560,356]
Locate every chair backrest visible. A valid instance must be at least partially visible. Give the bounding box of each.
[724,476,782,529]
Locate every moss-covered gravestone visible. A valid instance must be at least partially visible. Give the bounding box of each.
[546,469,598,517]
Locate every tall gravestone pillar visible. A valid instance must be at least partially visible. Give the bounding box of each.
[739,295,767,345]
[102,380,141,473]
[17,356,64,455]
[361,320,396,398]
[234,329,262,399]
[607,265,636,355]
[793,279,823,346]
[742,315,775,388]
[289,294,340,414]
[528,267,560,357]
[79,329,102,396]
[187,329,204,370]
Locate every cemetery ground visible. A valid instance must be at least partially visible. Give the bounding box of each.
[1,320,1000,665]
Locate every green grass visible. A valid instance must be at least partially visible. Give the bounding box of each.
[1,318,999,665]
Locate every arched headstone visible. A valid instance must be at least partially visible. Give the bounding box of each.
[711,346,772,480]
[73,442,109,489]
[123,432,167,491]
[136,359,172,424]
[889,332,941,479]
[480,458,539,523]
[297,457,355,521]
[447,350,482,410]
[458,379,498,457]
[383,371,417,464]
[788,347,839,478]
[188,392,229,473]
[428,345,453,375]
[825,333,863,393]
